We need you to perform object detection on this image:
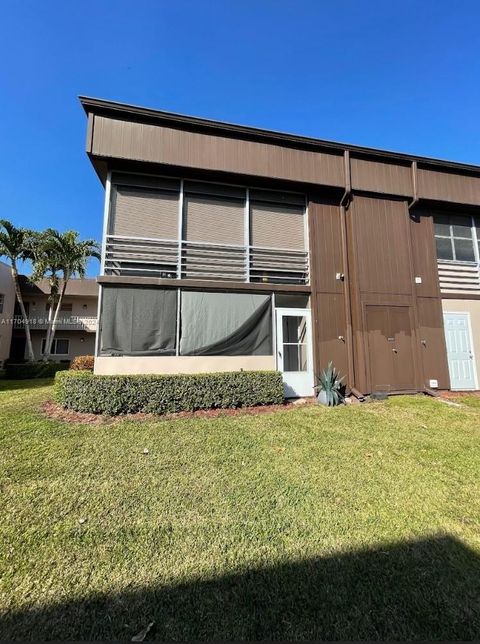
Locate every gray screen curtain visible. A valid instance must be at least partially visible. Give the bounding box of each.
[100,286,177,356]
[180,292,272,356]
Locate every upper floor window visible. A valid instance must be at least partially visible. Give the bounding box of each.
[434,214,479,263]
[0,294,4,314]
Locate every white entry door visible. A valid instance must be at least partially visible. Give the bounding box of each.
[276,308,314,397]
[444,312,477,390]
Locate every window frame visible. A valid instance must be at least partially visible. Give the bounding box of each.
[0,293,4,314]
[41,337,70,355]
[105,172,309,285]
[434,214,480,264]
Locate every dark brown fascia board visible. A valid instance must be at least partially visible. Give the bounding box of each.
[441,292,480,300]
[79,95,480,175]
[97,275,311,294]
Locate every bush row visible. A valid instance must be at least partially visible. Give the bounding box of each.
[54,370,285,415]
[5,361,69,380]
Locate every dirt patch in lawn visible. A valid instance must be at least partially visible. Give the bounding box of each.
[42,398,314,425]
[439,391,480,400]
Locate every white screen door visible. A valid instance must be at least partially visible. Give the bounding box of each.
[444,312,477,390]
[276,308,314,397]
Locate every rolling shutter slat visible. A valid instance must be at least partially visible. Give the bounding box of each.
[250,202,305,250]
[112,187,178,239]
[184,196,244,245]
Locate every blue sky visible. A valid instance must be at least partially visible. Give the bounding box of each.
[1,0,479,275]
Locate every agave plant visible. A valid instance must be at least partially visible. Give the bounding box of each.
[316,362,345,407]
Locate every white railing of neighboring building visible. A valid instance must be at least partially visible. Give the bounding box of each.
[13,315,97,331]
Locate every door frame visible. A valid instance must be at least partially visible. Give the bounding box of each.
[363,302,419,393]
[275,307,314,397]
[443,311,478,391]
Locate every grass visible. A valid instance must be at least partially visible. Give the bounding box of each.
[1,380,480,640]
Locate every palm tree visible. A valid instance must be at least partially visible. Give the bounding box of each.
[37,230,100,359]
[0,220,36,362]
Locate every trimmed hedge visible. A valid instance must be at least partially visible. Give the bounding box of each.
[54,370,285,415]
[69,355,95,371]
[6,361,69,380]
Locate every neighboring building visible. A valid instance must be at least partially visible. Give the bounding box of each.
[10,277,98,362]
[81,96,480,395]
[0,261,16,366]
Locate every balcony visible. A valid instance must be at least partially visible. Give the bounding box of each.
[13,315,97,332]
[104,235,310,284]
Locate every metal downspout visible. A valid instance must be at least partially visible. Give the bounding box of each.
[339,150,357,394]
[408,161,419,210]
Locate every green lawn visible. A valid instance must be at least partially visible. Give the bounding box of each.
[1,380,480,641]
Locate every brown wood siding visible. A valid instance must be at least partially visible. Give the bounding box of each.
[351,157,413,196]
[311,292,348,379]
[418,167,480,205]
[416,297,450,389]
[350,196,413,295]
[409,212,441,298]
[308,198,349,382]
[308,199,344,294]
[345,195,444,393]
[92,116,345,187]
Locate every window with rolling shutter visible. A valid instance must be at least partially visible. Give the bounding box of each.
[250,202,305,250]
[111,186,179,239]
[184,195,245,245]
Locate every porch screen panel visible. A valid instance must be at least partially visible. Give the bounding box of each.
[100,286,177,355]
[250,202,305,249]
[180,292,272,355]
[184,195,244,245]
[111,186,179,239]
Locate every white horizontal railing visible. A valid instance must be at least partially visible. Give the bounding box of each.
[13,315,97,331]
[104,234,309,284]
[438,261,480,295]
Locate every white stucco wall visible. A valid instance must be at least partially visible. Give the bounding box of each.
[0,262,16,364]
[94,355,275,375]
[442,299,480,389]
[29,331,96,362]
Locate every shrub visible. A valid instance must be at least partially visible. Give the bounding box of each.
[54,370,285,415]
[6,361,69,380]
[69,355,95,371]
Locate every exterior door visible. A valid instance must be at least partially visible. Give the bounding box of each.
[366,305,416,392]
[443,312,477,390]
[389,306,416,390]
[276,308,314,397]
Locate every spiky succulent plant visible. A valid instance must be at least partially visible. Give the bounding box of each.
[316,362,345,406]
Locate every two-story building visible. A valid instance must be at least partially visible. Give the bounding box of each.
[81,96,480,396]
[0,261,16,366]
[10,277,98,362]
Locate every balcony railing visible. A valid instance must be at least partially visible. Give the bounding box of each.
[104,235,309,284]
[13,315,97,332]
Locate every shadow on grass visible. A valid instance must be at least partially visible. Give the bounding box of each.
[0,378,54,392]
[1,535,479,640]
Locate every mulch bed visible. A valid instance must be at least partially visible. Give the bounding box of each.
[42,398,315,425]
[438,390,480,400]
